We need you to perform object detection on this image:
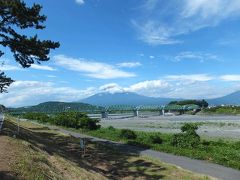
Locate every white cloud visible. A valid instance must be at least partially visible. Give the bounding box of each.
[216,34,240,46]
[165,74,214,82]
[0,65,21,71]
[31,64,56,71]
[54,55,136,79]
[75,0,85,5]
[2,74,240,107]
[126,80,170,92]
[141,0,159,11]
[181,0,240,19]
[165,81,229,99]
[46,75,57,78]
[149,55,155,59]
[0,80,96,107]
[173,52,220,62]
[132,20,182,45]
[99,83,125,93]
[217,38,237,45]
[127,80,171,97]
[220,75,240,81]
[98,80,170,94]
[97,80,171,97]
[134,0,240,45]
[98,78,229,99]
[0,58,56,71]
[0,63,56,71]
[117,62,142,68]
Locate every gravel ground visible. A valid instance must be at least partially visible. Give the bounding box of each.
[95,114,240,139]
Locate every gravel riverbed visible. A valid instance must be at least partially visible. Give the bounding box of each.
[96,114,240,139]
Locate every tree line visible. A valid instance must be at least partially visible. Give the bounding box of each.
[169,99,209,108]
[22,111,100,130]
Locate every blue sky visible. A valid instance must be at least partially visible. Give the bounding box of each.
[1,0,240,107]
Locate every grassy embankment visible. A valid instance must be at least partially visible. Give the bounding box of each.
[9,112,240,170]
[82,127,240,170]
[0,117,212,180]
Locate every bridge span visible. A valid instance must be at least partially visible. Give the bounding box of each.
[98,104,201,119]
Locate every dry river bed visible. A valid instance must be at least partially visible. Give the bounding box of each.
[92,114,240,140]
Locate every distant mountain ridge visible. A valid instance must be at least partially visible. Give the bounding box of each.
[81,91,240,106]
[80,92,181,106]
[207,91,240,105]
[8,91,240,114]
[8,101,102,114]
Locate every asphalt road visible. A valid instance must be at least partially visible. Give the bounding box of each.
[0,113,3,120]
[0,113,4,131]
[52,127,240,180]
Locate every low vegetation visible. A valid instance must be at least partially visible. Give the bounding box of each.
[148,134,163,144]
[203,106,240,115]
[85,124,240,170]
[1,118,212,180]
[53,112,100,130]
[15,112,240,170]
[22,112,51,123]
[169,99,208,108]
[120,129,137,139]
[171,123,200,148]
[22,112,100,130]
[7,101,103,115]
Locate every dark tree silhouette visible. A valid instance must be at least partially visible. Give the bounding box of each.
[0,0,60,92]
[0,72,14,93]
[168,99,209,108]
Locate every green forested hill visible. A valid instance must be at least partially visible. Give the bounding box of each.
[8,101,103,114]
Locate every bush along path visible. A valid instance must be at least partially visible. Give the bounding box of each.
[49,126,240,180]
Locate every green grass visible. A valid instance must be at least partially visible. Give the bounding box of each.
[9,115,240,171]
[10,139,57,180]
[4,118,213,180]
[82,127,240,170]
[203,106,240,115]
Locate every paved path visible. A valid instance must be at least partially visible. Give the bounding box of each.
[0,113,4,132]
[51,127,240,180]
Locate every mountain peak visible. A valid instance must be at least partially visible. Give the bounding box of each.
[208,90,240,105]
[79,89,240,106]
[80,92,178,106]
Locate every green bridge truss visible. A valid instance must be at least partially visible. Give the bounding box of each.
[101,104,201,112]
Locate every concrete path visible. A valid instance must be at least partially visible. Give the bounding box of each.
[52,127,240,180]
[0,113,4,132]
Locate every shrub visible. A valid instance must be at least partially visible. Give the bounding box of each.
[53,112,100,130]
[79,117,100,130]
[171,123,200,148]
[107,126,115,130]
[181,123,198,133]
[171,133,200,148]
[149,135,163,144]
[120,129,137,139]
[53,112,78,128]
[233,141,240,149]
[22,111,100,130]
[23,112,50,123]
[202,140,210,146]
